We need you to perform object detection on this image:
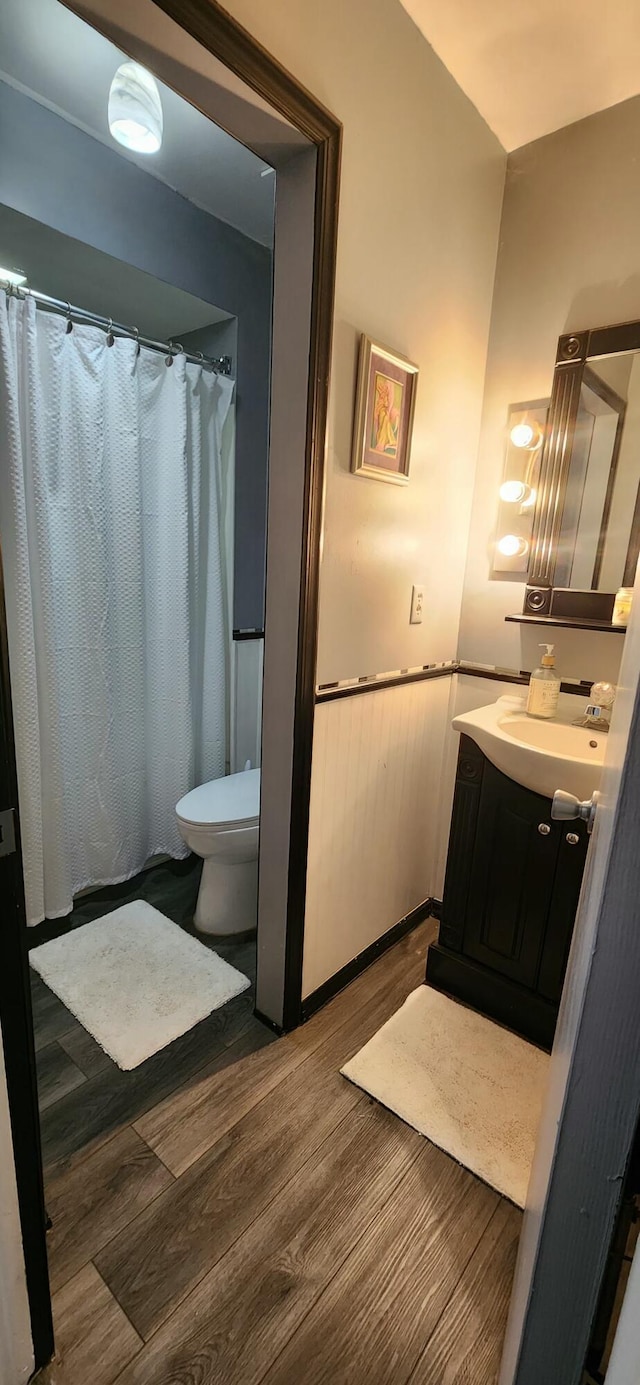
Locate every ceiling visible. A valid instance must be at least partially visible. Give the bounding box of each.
[399,0,640,151]
[0,206,230,339]
[0,0,275,246]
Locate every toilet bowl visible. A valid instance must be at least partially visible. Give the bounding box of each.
[176,768,260,936]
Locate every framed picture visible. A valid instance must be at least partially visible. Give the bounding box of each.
[351,335,419,484]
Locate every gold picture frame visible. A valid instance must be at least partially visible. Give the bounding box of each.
[351,334,419,484]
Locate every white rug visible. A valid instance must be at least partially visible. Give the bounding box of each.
[341,984,549,1207]
[30,901,250,1070]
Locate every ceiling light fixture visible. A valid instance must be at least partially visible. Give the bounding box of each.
[497,534,529,558]
[108,62,163,154]
[0,266,27,287]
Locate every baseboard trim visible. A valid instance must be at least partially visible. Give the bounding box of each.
[429,897,443,920]
[425,942,555,1050]
[300,897,434,1022]
[253,1008,285,1036]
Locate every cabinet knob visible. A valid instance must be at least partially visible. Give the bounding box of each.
[566,832,580,845]
[538,823,551,835]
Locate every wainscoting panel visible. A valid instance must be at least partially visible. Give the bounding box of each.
[302,676,452,998]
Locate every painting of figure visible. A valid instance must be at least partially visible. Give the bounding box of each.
[352,336,418,483]
[371,373,404,457]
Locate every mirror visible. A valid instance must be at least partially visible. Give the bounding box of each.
[525,320,640,622]
[557,356,640,591]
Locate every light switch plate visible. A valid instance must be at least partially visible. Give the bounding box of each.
[410,584,424,624]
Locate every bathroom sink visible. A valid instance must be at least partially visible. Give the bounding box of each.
[453,697,606,800]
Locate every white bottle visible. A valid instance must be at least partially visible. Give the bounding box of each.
[526,644,560,719]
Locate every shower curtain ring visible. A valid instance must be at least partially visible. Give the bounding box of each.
[166,341,183,367]
[106,318,115,347]
[65,302,73,334]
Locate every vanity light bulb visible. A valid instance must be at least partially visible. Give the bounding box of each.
[510,422,538,449]
[497,533,528,558]
[499,480,527,504]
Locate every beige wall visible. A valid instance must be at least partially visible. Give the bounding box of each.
[459,94,640,686]
[215,0,506,993]
[221,0,506,686]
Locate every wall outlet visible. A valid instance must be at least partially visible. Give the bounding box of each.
[410,584,425,624]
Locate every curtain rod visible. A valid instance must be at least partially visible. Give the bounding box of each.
[2,282,233,376]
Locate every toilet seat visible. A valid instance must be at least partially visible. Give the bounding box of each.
[176,768,260,831]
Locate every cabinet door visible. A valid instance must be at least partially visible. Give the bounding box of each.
[537,821,589,1002]
[463,760,561,989]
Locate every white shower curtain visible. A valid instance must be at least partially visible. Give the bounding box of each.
[0,291,234,925]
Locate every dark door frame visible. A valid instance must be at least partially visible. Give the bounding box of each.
[0,556,54,1370]
[1,0,341,1367]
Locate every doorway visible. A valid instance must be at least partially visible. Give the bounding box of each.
[0,0,340,1369]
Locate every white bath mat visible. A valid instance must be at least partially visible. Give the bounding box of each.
[341,984,549,1207]
[30,901,251,1070]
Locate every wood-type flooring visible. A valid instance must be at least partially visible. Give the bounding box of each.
[31,896,520,1385]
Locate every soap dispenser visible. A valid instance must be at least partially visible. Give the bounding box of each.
[526,644,561,719]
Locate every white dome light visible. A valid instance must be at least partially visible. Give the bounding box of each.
[0,266,27,286]
[108,62,163,154]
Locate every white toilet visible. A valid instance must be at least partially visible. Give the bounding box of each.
[176,768,260,936]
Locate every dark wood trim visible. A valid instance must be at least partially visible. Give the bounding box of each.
[550,588,616,623]
[587,319,640,358]
[281,107,342,1030]
[315,664,455,703]
[316,662,598,702]
[0,558,54,1368]
[425,944,555,1051]
[506,613,625,634]
[458,664,530,687]
[252,1008,285,1036]
[457,663,593,698]
[320,662,601,698]
[429,897,443,921]
[232,628,265,642]
[151,0,341,141]
[300,898,434,1021]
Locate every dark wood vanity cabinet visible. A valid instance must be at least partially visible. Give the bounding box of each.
[426,734,589,1048]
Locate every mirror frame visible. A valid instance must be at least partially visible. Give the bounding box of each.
[524,319,640,619]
